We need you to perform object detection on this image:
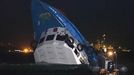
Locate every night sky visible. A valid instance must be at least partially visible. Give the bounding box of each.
[0,0,134,50]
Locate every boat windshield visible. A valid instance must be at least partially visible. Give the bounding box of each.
[56,35,66,41]
[46,35,55,41]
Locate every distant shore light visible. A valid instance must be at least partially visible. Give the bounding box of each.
[23,48,29,53]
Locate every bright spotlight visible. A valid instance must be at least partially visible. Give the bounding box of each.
[107,51,113,57]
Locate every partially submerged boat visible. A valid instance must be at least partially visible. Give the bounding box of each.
[32,0,98,65]
[34,27,89,64]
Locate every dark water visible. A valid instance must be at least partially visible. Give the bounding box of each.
[117,51,134,75]
[0,64,94,75]
[0,64,133,75]
[126,64,134,75]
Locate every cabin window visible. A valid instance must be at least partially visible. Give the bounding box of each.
[64,36,74,49]
[74,49,80,57]
[79,57,85,64]
[39,37,45,44]
[46,35,55,41]
[56,35,66,41]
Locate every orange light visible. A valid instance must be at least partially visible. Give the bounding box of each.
[23,48,29,53]
[107,51,113,57]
